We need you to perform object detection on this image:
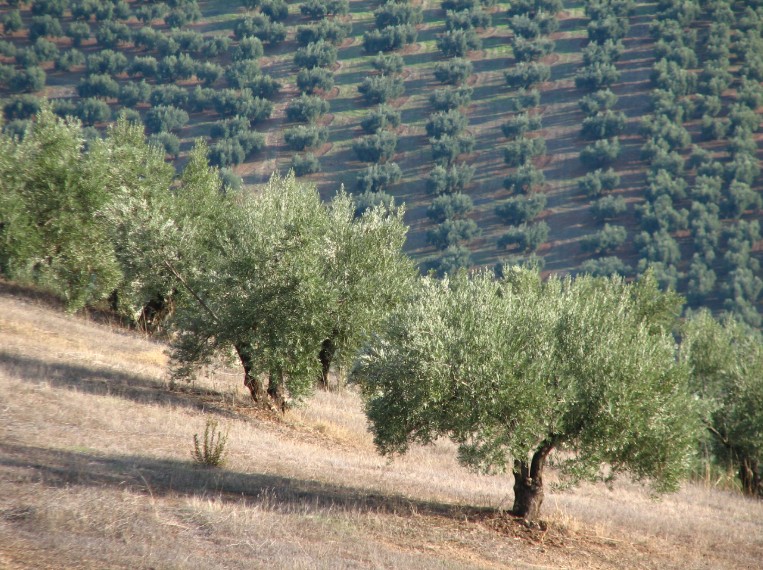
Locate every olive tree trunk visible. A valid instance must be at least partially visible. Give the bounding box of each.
[268,368,288,413]
[235,343,266,403]
[512,442,555,522]
[739,456,762,497]
[318,336,336,390]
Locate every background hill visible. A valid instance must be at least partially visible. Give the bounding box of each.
[2,283,763,568]
[0,0,761,325]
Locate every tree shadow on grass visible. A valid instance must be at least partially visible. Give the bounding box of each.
[0,351,244,420]
[0,442,494,521]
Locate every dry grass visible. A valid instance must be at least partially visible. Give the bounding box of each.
[1,288,762,569]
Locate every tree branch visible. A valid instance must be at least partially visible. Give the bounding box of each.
[163,259,220,324]
[703,420,730,448]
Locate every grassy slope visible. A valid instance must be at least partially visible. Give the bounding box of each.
[2,286,763,569]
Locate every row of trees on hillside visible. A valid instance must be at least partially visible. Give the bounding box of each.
[421,0,490,275]
[1,109,762,522]
[1,0,285,175]
[573,0,632,274]
[493,0,560,261]
[350,1,414,217]
[638,0,763,327]
[285,0,353,175]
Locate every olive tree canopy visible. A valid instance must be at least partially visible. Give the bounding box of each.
[352,269,697,521]
[681,310,763,496]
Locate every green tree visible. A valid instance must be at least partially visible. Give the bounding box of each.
[503,137,545,168]
[74,98,111,125]
[233,36,264,61]
[296,20,352,46]
[371,52,404,75]
[315,194,415,388]
[427,218,480,249]
[426,163,475,194]
[682,311,763,496]
[360,105,401,134]
[495,194,547,225]
[234,14,286,45]
[353,131,398,163]
[503,164,545,194]
[501,113,542,138]
[291,153,321,177]
[431,134,475,165]
[351,270,696,521]
[374,1,423,28]
[578,168,620,198]
[284,125,328,150]
[9,67,46,93]
[261,0,289,22]
[362,25,417,53]
[437,28,481,57]
[433,58,473,85]
[511,37,554,62]
[580,256,630,278]
[0,108,124,309]
[294,40,338,69]
[432,245,472,277]
[590,195,626,221]
[355,162,402,193]
[579,89,618,115]
[427,193,474,223]
[430,86,473,111]
[300,0,350,19]
[296,67,334,94]
[497,221,548,252]
[581,110,626,139]
[425,110,468,139]
[505,62,550,89]
[145,105,189,134]
[581,224,627,254]
[580,138,621,168]
[285,95,330,123]
[29,15,64,42]
[358,75,405,105]
[2,10,23,33]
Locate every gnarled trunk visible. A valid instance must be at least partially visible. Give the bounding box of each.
[739,456,761,497]
[268,368,287,413]
[512,441,555,522]
[235,343,265,403]
[318,336,335,390]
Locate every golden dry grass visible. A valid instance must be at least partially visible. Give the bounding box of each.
[1,287,762,569]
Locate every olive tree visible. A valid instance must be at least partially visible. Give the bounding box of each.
[0,112,178,312]
[352,270,697,521]
[681,311,763,496]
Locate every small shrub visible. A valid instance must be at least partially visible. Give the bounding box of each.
[191,419,228,467]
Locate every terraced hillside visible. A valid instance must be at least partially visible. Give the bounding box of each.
[1,0,761,324]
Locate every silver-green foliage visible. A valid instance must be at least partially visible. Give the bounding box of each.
[681,310,763,495]
[110,147,413,408]
[0,108,172,311]
[352,269,697,516]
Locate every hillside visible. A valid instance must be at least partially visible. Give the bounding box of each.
[2,285,763,568]
[0,0,761,324]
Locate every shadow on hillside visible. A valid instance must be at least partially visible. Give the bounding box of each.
[0,351,245,419]
[0,442,495,521]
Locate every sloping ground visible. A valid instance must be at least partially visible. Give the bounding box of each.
[1,286,762,569]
